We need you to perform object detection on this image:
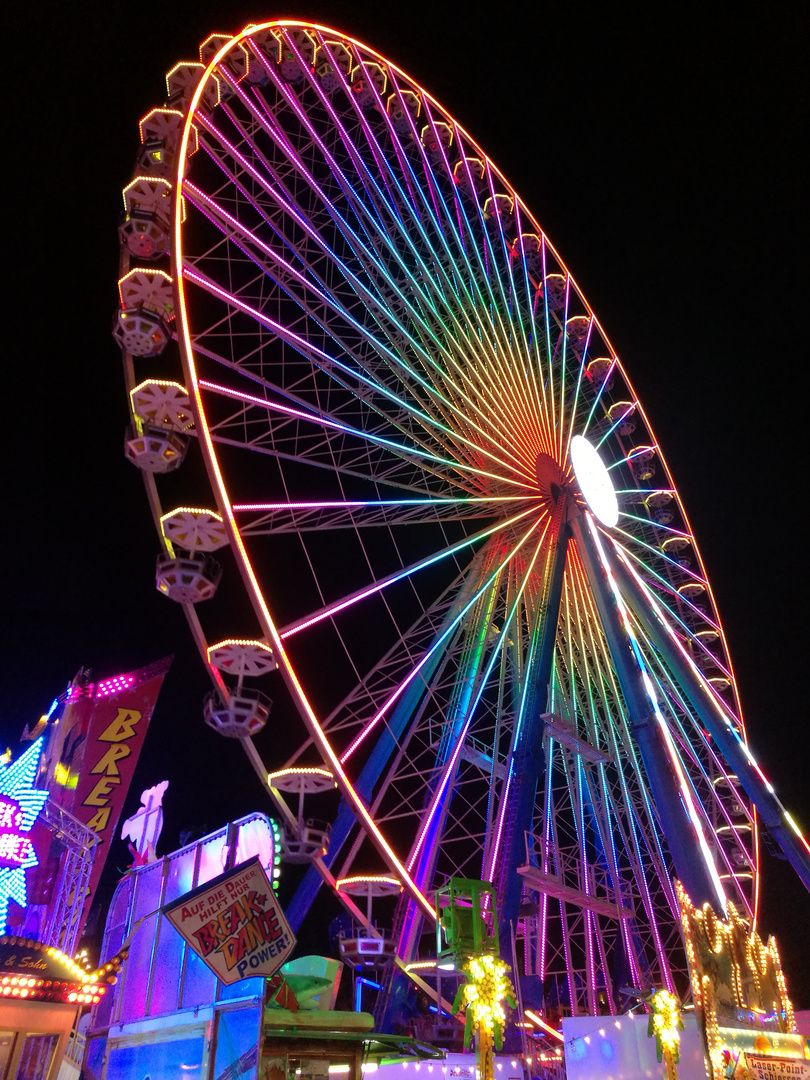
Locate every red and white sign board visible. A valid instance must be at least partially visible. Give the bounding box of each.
[737,1056,810,1079]
[164,856,295,984]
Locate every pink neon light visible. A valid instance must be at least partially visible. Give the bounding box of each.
[0,798,35,869]
[95,674,136,698]
[232,498,520,510]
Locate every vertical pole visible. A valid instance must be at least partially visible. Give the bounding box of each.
[477,1020,494,1080]
[569,513,716,909]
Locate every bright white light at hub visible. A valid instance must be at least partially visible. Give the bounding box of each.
[570,435,619,527]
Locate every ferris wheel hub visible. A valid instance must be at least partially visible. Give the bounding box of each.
[535,452,572,511]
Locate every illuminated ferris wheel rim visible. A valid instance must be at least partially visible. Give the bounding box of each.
[115,18,810,1008]
[168,20,755,910]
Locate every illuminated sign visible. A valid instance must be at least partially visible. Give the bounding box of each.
[677,882,801,1080]
[64,658,171,919]
[739,1056,810,1079]
[164,856,295,984]
[0,798,36,868]
[0,740,49,934]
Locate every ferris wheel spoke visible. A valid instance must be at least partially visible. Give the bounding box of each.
[231,494,523,535]
[197,375,534,494]
[277,505,537,640]
[199,98,539,462]
[538,248,566,460]
[611,541,741,728]
[608,533,724,643]
[210,433,465,496]
[184,224,538,488]
[612,523,711,597]
[199,378,458,487]
[502,231,552,443]
[307,569,474,747]
[561,318,598,461]
[181,193,527,470]
[359,583,521,895]
[183,164,495,456]
[403,529,547,880]
[428,151,547,435]
[579,357,620,439]
[249,57,549,455]
[189,336,475,486]
[592,399,640,449]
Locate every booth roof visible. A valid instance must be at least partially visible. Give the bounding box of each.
[0,935,110,1006]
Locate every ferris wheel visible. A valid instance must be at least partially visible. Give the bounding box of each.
[115,22,810,1017]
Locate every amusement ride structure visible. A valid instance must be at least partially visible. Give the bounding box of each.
[114,20,810,1030]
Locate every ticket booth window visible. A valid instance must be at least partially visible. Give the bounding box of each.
[16,1032,60,1080]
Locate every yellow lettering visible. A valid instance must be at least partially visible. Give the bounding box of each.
[90,743,132,776]
[86,807,112,832]
[83,776,121,806]
[98,708,142,743]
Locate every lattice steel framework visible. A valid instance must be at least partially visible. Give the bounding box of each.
[114,22,810,1019]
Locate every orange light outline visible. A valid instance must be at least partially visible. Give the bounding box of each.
[173,24,441,920]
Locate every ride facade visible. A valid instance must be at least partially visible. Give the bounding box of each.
[113,20,809,1079]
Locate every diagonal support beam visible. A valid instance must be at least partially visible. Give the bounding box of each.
[569,513,718,910]
[609,545,810,895]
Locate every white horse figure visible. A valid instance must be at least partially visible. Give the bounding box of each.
[121,780,169,864]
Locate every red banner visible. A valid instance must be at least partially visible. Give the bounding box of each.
[69,657,172,917]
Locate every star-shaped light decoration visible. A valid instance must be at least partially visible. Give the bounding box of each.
[0,738,49,935]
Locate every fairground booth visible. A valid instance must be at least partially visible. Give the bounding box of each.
[82,814,448,1080]
[0,662,170,1079]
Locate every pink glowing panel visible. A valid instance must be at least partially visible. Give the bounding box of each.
[95,674,136,698]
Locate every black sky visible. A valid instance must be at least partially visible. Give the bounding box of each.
[2,1,808,1003]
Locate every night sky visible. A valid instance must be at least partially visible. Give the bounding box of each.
[3,2,808,1004]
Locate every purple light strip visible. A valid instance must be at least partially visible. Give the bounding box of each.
[233,497,522,510]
